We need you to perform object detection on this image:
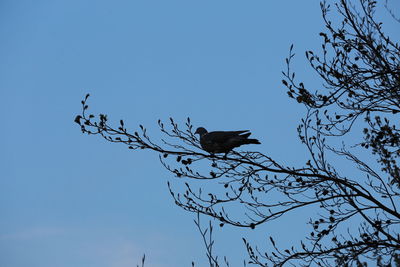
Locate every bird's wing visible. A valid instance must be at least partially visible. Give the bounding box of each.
[204,130,249,144]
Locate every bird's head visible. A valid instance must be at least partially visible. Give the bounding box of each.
[194,127,208,136]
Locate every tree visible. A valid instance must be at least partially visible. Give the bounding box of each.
[75,0,400,266]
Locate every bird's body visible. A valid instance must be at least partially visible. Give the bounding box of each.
[194,127,260,154]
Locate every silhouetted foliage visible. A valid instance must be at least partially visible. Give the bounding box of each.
[75,0,399,266]
[136,254,145,267]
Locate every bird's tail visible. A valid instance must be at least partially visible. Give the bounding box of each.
[244,138,261,144]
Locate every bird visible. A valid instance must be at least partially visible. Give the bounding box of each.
[194,127,260,155]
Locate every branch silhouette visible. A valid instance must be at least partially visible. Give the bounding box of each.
[75,0,400,265]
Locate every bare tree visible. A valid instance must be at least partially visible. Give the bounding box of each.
[75,0,400,266]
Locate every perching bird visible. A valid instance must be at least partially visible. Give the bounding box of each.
[194,127,260,154]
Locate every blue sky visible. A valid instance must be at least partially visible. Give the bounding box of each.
[1,1,399,266]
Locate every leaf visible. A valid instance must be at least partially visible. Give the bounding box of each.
[74,115,82,124]
[270,237,276,246]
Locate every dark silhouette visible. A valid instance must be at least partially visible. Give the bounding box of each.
[194,127,260,155]
[75,0,400,266]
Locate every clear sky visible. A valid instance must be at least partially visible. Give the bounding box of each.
[1,1,399,267]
